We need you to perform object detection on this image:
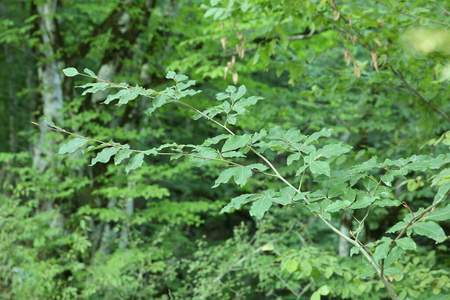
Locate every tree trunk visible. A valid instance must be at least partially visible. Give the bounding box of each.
[339,212,352,257]
[33,0,64,173]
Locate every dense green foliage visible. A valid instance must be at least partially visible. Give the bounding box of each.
[1,1,449,299]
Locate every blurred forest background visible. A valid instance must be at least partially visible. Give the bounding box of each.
[0,0,449,299]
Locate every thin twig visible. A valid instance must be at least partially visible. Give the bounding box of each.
[30,121,278,177]
[434,1,450,15]
[391,68,450,122]
[390,192,448,253]
[400,12,450,26]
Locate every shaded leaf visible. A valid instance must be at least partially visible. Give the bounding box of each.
[328,183,347,198]
[373,238,392,262]
[384,246,402,268]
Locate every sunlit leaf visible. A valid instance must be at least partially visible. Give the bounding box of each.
[59,138,88,154]
[126,153,145,173]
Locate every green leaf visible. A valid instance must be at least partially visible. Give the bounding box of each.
[309,160,330,176]
[349,196,376,210]
[84,68,96,77]
[251,129,267,143]
[247,163,268,172]
[153,94,170,108]
[126,153,145,173]
[176,80,196,91]
[231,85,247,101]
[59,138,88,154]
[412,221,446,243]
[216,92,229,100]
[234,96,263,113]
[250,193,273,219]
[328,183,347,198]
[287,153,301,166]
[104,89,128,104]
[352,157,380,173]
[295,165,308,177]
[222,134,251,152]
[396,237,417,251]
[300,261,312,276]
[311,291,321,300]
[203,134,230,146]
[114,149,132,165]
[373,238,392,263]
[318,285,330,295]
[90,147,120,165]
[226,86,236,93]
[324,200,351,213]
[221,151,245,158]
[424,205,450,221]
[220,194,257,213]
[81,82,110,95]
[342,188,356,202]
[174,74,188,81]
[118,90,139,105]
[384,267,403,276]
[166,71,176,79]
[44,117,64,131]
[285,260,298,273]
[434,182,450,204]
[232,166,253,187]
[374,199,401,207]
[63,67,78,77]
[318,143,352,158]
[350,246,360,256]
[384,246,402,268]
[304,128,333,145]
[387,221,407,233]
[356,266,377,279]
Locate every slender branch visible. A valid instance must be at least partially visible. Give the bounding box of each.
[373,0,450,25]
[175,100,234,135]
[400,12,450,26]
[31,121,125,149]
[30,121,277,177]
[273,271,300,298]
[434,1,450,15]
[390,191,448,252]
[333,2,449,125]
[391,68,450,122]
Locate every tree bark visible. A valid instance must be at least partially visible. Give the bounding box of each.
[33,0,64,173]
[339,212,352,257]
